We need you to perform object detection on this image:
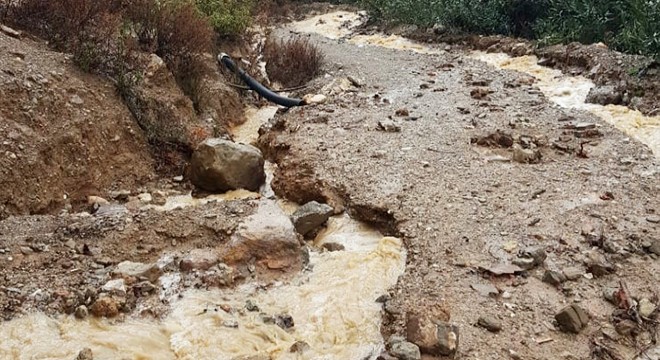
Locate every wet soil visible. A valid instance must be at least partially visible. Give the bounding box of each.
[258,24,660,359]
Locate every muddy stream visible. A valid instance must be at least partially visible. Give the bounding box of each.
[2,10,659,360]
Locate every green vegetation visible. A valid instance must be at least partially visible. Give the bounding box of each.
[357,0,660,58]
[195,0,255,36]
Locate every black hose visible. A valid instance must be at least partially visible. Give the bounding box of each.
[218,53,306,107]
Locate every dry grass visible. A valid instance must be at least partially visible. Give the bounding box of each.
[264,36,325,87]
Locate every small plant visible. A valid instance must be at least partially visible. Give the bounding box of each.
[195,0,254,36]
[264,36,325,87]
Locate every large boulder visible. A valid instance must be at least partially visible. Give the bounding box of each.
[222,200,301,269]
[190,139,266,192]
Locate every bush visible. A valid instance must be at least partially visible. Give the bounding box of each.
[195,0,254,36]
[264,36,325,87]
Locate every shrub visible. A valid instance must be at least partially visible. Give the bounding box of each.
[195,0,254,36]
[264,36,324,87]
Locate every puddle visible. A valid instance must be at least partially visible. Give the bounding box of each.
[0,88,406,359]
[0,217,404,359]
[471,52,660,157]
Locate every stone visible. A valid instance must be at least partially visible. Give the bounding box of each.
[638,298,656,318]
[321,242,345,252]
[477,315,502,332]
[585,85,622,105]
[615,319,637,335]
[390,341,421,360]
[562,267,584,281]
[291,201,334,236]
[303,94,327,104]
[189,138,266,192]
[76,348,93,360]
[290,341,311,354]
[19,246,33,255]
[90,297,120,318]
[87,196,109,205]
[134,281,156,295]
[406,314,458,356]
[555,304,589,333]
[223,201,300,268]
[585,251,614,277]
[101,279,126,297]
[137,193,152,203]
[245,299,259,312]
[70,95,84,105]
[646,238,660,256]
[113,261,161,282]
[275,314,294,329]
[378,119,401,133]
[512,146,541,164]
[542,270,567,286]
[223,319,239,328]
[646,215,660,224]
[471,283,499,297]
[201,263,235,287]
[180,249,219,272]
[75,305,89,319]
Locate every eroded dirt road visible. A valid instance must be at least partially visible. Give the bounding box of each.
[257,13,660,360]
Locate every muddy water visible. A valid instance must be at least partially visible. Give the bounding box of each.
[0,98,406,359]
[471,52,660,157]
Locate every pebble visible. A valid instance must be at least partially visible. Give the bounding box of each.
[75,305,89,319]
[562,267,584,281]
[223,320,239,328]
[542,270,567,286]
[477,315,502,332]
[555,304,589,333]
[390,341,421,360]
[471,283,499,297]
[245,299,260,312]
[378,119,401,133]
[70,95,84,105]
[646,215,660,224]
[638,298,656,318]
[19,246,33,255]
[76,348,93,360]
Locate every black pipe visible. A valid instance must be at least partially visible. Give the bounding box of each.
[218,53,306,107]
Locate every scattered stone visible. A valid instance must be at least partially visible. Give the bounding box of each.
[245,300,259,312]
[64,239,77,249]
[406,314,458,356]
[638,298,656,318]
[615,319,638,335]
[101,279,126,297]
[378,119,401,133]
[562,267,584,281]
[223,319,239,328]
[90,297,120,318]
[1,24,21,38]
[585,251,614,277]
[113,261,161,282]
[512,246,546,269]
[585,85,622,105]
[76,348,93,360]
[137,193,152,203]
[471,283,499,297]
[646,238,660,256]
[581,221,604,246]
[555,304,589,333]
[347,75,365,87]
[224,201,300,267]
[646,215,660,224]
[259,313,276,324]
[109,190,131,201]
[471,131,514,148]
[481,263,524,276]
[477,316,502,332]
[87,196,109,205]
[602,286,619,304]
[180,249,219,272]
[395,108,410,117]
[291,201,334,236]
[303,94,327,104]
[390,341,421,360]
[512,146,542,164]
[275,314,294,329]
[542,270,567,286]
[290,341,311,354]
[19,246,33,255]
[189,139,266,192]
[321,242,345,252]
[69,95,84,105]
[75,305,89,319]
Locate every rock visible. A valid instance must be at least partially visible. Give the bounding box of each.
[87,196,109,205]
[562,267,584,281]
[321,242,345,251]
[555,304,589,333]
[113,261,161,282]
[638,298,656,318]
[90,297,120,318]
[477,315,502,332]
[378,119,401,133]
[290,341,311,354]
[303,94,327,104]
[406,314,458,356]
[512,257,536,270]
[19,246,33,255]
[75,305,89,319]
[512,146,542,164]
[581,221,604,246]
[76,348,93,360]
[275,314,294,329]
[646,238,660,256]
[180,249,219,272]
[481,263,524,275]
[291,201,334,236]
[390,341,421,360]
[137,193,152,203]
[1,24,21,38]
[245,299,259,312]
[543,270,567,286]
[201,263,234,287]
[512,246,546,270]
[646,215,660,224]
[585,251,614,277]
[189,139,266,192]
[109,190,131,201]
[101,279,126,297]
[615,319,638,335]
[471,283,499,297]
[64,239,77,249]
[223,201,300,267]
[585,85,622,105]
[223,319,239,328]
[69,95,84,105]
[602,286,619,303]
[348,75,365,87]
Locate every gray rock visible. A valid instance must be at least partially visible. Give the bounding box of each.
[291,201,334,236]
[76,348,93,360]
[512,146,541,164]
[646,238,660,256]
[245,299,259,312]
[647,215,660,224]
[321,242,345,251]
[180,249,219,272]
[101,279,126,297]
[542,270,567,286]
[378,119,401,133]
[75,305,89,319]
[390,341,421,360]
[585,251,614,277]
[407,315,458,356]
[289,341,310,354]
[555,304,589,333]
[189,139,266,192]
[470,283,499,297]
[477,315,502,332]
[562,267,584,281]
[113,261,161,282]
[638,298,656,318]
[275,314,294,329]
[586,85,622,105]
